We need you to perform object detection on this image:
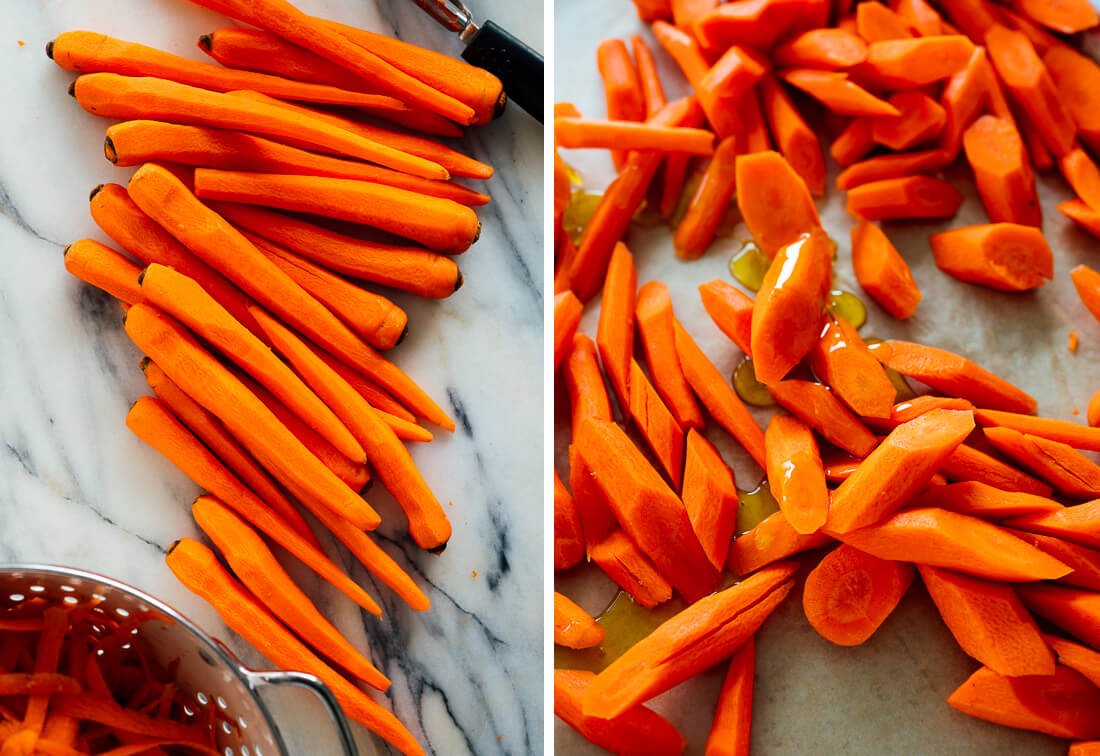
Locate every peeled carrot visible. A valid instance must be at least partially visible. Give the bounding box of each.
[769,379,878,457]
[942,443,1053,496]
[597,243,637,412]
[554,471,585,571]
[651,21,708,87]
[636,282,704,430]
[894,0,944,34]
[192,496,388,687]
[705,637,754,756]
[695,0,827,50]
[803,543,914,645]
[1015,0,1097,35]
[885,396,975,427]
[729,508,833,573]
[553,593,604,649]
[699,279,753,356]
[1007,530,1100,595]
[919,564,1053,675]
[1061,147,1100,214]
[830,118,876,166]
[557,118,715,155]
[214,203,461,300]
[871,90,946,150]
[1043,46,1100,156]
[697,47,769,138]
[63,239,141,305]
[916,480,1061,519]
[773,28,868,70]
[962,116,1041,227]
[565,333,613,432]
[779,69,899,116]
[555,291,583,372]
[939,48,992,160]
[682,430,738,571]
[871,339,1037,414]
[765,415,829,534]
[1018,583,1100,649]
[48,694,206,744]
[582,561,797,719]
[1061,199,1100,239]
[833,506,1072,581]
[860,36,975,88]
[673,0,719,27]
[974,408,1100,453]
[167,539,423,755]
[930,223,1052,291]
[598,38,646,170]
[856,1,914,41]
[251,308,451,552]
[555,669,685,756]
[735,151,822,259]
[1071,264,1100,324]
[570,445,618,556]
[810,315,896,419]
[1009,498,1100,552]
[984,426,1100,499]
[628,361,686,488]
[673,320,767,468]
[589,529,675,608]
[674,136,739,259]
[759,77,826,196]
[22,608,66,736]
[104,121,487,206]
[846,175,963,220]
[948,664,1100,740]
[633,35,668,117]
[1046,634,1100,687]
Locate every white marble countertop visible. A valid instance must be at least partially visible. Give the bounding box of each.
[0,1,543,754]
[555,2,1098,754]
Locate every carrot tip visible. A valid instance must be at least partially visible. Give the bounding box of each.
[89,183,105,202]
[454,270,464,292]
[104,135,118,164]
[44,39,54,59]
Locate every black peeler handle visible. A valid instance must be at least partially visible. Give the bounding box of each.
[461,20,543,124]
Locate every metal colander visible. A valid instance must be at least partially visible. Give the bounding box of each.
[0,565,357,756]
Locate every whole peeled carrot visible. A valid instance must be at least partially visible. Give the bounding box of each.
[193,169,479,255]
[63,239,141,305]
[48,31,408,114]
[71,74,447,180]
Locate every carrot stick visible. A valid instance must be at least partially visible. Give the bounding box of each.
[833,506,1072,581]
[138,263,365,462]
[89,183,260,336]
[764,413,828,537]
[883,396,975,427]
[127,165,452,430]
[681,430,738,571]
[1061,199,1100,239]
[962,116,1041,227]
[697,47,769,139]
[916,480,1061,519]
[1046,634,1100,687]
[939,47,992,160]
[919,564,1053,675]
[1043,47,1100,156]
[23,608,67,736]
[699,279,753,356]
[942,443,1053,495]
[705,637,754,756]
[871,90,946,151]
[251,308,451,552]
[948,664,1100,740]
[1071,264,1100,324]
[673,320,767,468]
[63,239,141,305]
[856,2,915,41]
[810,315,896,419]
[1018,583,1100,648]
[570,444,619,556]
[141,359,320,548]
[555,669,685,756]
[565,334,613,433]
[983,426,1100,499]
[575,417,718,600]
[213,203,461,300]
[49,31,408,114]
[1008,529,1100,592]
[871,340,1037,413]
[930,223,1052,291]
[773,28,868,70]
[582,561,797,719]
[695,0,827,50]
[674,136,739,259]
[192,496,388,688]
[827,409,974,533]
[1014,0,1098,35]
[632,35,668,117]
[1061,147,1100,214]
[757,79,824,197]
[554,471,585,571]
[555,292,583,375]
[751,229,833,384]
[557,118,715,155]
[769,379,878,457]
[636,282,704,430]
[104,121,487,206]
[651,21,708,87]
[974,408,1100,453]
[830,118,876,166]
[0,675,79,697]
[598,38,646,171]
[779,69,900,116]
[846,175,963,220]
[860,36,975,88]
[803,543,914,645]
[596,243,637,415]
[553,592,604,650]
[659,153,695,221]
[735,150,821,259]
[673,0,719,27]
[894,0,945,34]
[50,695,206,744]
[229,91,491,179]
[166,539,423,755]
[590,529,675,608]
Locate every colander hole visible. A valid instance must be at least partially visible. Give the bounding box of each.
[120,643,132,651]
[62,596,78,605]
[216,695,227,710]
[221,721,233,735]
[241,747,250,756]
[8,593,25,602]
[254,746,262,756]
[223,748,233,756]
[115,607,130,617]
[237,716,248,730]
[92,593,107,602]
[28,585,45,593]
[183,705,195,717]
[59,585,75,593]
[196,691,209,706]
[130,628,139,636]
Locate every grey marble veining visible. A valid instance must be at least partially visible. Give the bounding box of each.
[0,1,543,754]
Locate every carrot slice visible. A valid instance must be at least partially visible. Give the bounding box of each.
[773,28,868,70]
[682,430,738,571]
[1008,529,1100,592]
[1015,0,1098,34]
[597,243,637,412]
[62,239,141,305]
[833,506,1072,581]
[984,426,1100,499]
[674,321,767,468]
[1061,147,1100,213]
[728,510,834,574]
[555,670,685,756]
[850,221,922,319]
[554,471,585,571]
[872,340,1037,414]
[637,282,704,429]
[769,380,878,457]
[766,415,829,534]
[963,115,1041,227]
[557,118,716,154]
[779,69,899,116]
[597,38,645,170]
[582,561,797,719]
[803,543,914,645]
[830,118,876,166]
[930,223,1052,291]
[699,279,754,356]
[697,47,769,138]
[554,593,605,649]
[948,664,1100,740]
[939,48,993,160]
[565,333,613,433]
[1045,634,1100,687]
[836,149,951,190]
[575,418,718,601]
[1062,199,1100,239]
[871,90,946,150]
[883,396,975,427]
[827,409,974,533]
[919,564,1053,675]
[860,36,975,88]
[941,444,1053,495]
[1072,264,1100,323]
[810,315,896,419]
[916,480,1062,519]
[1017,583,1100,649]
[589,530,675,608]
[633,35,669,117]
[735,151,822,260]
[674,136,740,258]
[846,175,963,220]
[628,361,686,489]
[705,638,755,756]
[651,21,709,85]
[1043,46,1100,156]
[894,0,944,35]
[856,2,915,41]
[570,445,618,555]
[759,76,826,196]
[555,291,583,372]
[975,408,1100,452]
[694,0,827,49]
[751,229,833,384]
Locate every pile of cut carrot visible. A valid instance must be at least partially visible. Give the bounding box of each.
[53,1,504,753]
[554,0,1100,751]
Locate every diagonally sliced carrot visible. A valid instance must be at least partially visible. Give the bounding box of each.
[845,175,963,221]
[628,361,686,489]
[850,221,922,319]
[590,530,675,608]
[1008,529,1100,592]
[915,480,1062,519]
[1017,583,1100,649]
[779,68,900,115]
[766,415,829,534]
[728,510,833,575]
[735,150,822,259]
[699,279,754,356]
[930,223,1052,291]
[941,443,1053,496]
[769,380,878,457]
[974,408,1100,452]
[597,243,637,413]
[962,115,1041,227]
[809,315,896,419]
[637,282,704,430]
[554,592,605,649]
[554,471,585,571]
[682,430,738,571]
[555,670,684,756]
[983,426,1100,499]
[705,637,755,756]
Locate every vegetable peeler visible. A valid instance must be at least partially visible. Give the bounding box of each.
[409,0,544,123]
